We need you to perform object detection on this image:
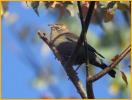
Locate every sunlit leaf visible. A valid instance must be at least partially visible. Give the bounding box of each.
[44,1,54,8]
[120,71,128,86]
[63,1,73,6]
[0,2,3,16]
[66,5,75,17]
[107,1,116,9]
[51,2,63,8]
[104,10,114,22]
[117,2,130,11]
[109,83,119,95]
[111,54,119,62]
[1,2,8,17]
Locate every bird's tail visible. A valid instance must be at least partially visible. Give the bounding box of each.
[102,64,116,78]
[89,57,116,78]
[108,69,116,78]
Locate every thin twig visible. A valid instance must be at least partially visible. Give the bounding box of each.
[87,45,131,82]
[86,82,94,98]
[85,2,96,32]
[77,1,95,98]
[85,2,95,98]
[65,1,95,81]
[77,1,85,29]
[77,2,89,98]
[38,32,87,98]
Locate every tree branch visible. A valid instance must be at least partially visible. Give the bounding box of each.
[87,45,131,82]
[65,1,95,69]
[38,32,87,98]
[77,1,85,29]
[85,2,96,31]
[77,1,95,98]
[85,2,95,98]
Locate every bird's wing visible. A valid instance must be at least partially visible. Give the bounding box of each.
[63,32,79,42]
[63,32,105,58]
[87,44,105,58]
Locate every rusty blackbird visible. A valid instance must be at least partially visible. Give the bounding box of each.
[49,24,116,78]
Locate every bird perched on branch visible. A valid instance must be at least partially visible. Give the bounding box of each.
[49,24,116,78]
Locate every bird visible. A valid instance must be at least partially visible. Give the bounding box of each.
[49,24,116,78]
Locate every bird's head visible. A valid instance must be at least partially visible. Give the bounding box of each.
[48,24,69,33]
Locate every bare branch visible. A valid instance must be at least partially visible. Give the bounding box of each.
[77,1,85,29]
[87,45,131,82]
[77,1,95,98]
[85,2,96,31]
[86,82,94,98]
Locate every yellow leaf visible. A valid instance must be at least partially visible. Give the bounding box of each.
[1,2,8,17]
[109,83,119,95]
[0,2,3,16]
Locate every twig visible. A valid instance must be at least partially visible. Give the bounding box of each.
[78,2,89,98]
[86,82,94,98]
[85,2,96,32]
[38,32,87,98]
[77,1,85,29]
[87,45,131,82]
[77,1,95,98]
[85,2,95,98]
[65,1,95,68]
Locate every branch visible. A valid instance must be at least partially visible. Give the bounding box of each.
[85,2,96,31]
[38,32,87,98]
[77,1,95,98]
[87,45,131,82]
[65,1,95,80]
[77,1,85,29]
[85,2,95,98]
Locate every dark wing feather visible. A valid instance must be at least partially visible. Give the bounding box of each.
[63,32,105,58]
[87,43,104,58]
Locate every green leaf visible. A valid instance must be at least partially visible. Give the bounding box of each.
[117,2,129,11]
[66,5,75,17]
